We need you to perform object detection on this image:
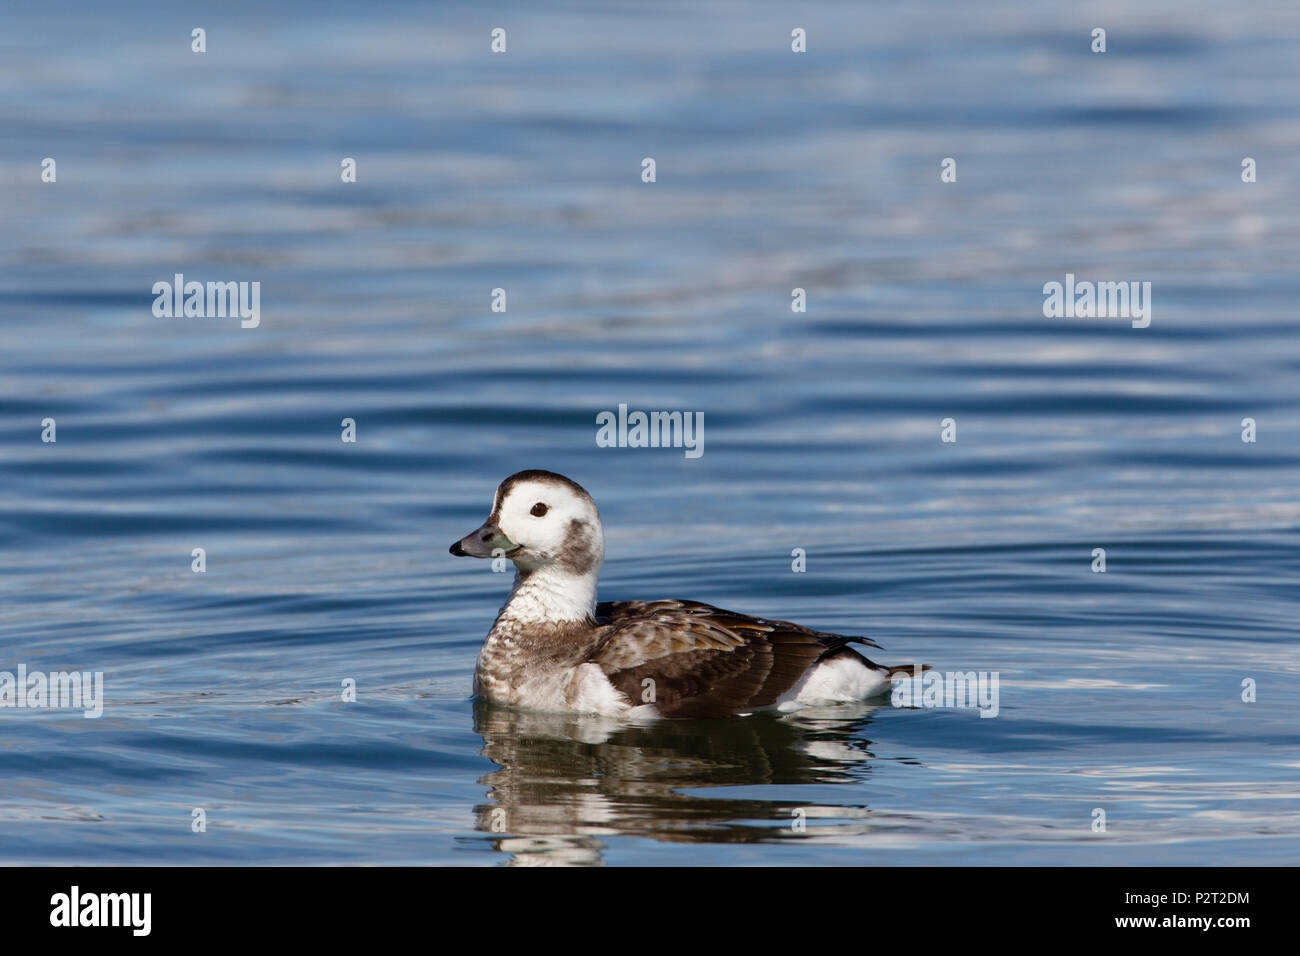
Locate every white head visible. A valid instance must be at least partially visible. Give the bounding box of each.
[450,470,605,621]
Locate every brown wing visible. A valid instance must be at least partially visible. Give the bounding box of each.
[589,600,881,719]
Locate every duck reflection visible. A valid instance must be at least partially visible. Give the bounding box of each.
[472,699,908,865]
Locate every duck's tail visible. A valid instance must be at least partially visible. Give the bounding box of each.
[864,658,932,678]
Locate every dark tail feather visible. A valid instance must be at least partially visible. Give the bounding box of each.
[824,647,932,677]
[864,660,931,678]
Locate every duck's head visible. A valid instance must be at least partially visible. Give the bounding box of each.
[449,470,605,577]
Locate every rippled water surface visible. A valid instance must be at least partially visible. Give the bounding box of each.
[2,0,1298,865]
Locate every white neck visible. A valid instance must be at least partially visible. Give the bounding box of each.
[496,563,599,626]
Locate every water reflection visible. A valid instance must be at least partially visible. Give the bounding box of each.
[472,699,910,865]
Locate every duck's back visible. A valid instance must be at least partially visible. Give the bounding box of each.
[590,599,905,718]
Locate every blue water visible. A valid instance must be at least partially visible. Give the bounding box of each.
[2,0,1298,865]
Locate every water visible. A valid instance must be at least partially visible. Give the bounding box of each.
[2,0,1298,865]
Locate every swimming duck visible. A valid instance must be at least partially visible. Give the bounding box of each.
[450,470,926,718]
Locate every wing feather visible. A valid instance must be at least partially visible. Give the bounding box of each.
[589,600,881,718]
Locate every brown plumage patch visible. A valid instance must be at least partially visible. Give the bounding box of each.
[558,518,600,575]
[588,599,886,719]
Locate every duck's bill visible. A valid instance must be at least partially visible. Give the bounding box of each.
[449,521,520,559]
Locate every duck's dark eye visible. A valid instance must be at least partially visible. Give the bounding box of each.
[530,502,549,517]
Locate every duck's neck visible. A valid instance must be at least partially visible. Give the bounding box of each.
[495,563,599,627]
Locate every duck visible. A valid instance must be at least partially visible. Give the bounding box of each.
[450,470,926,718]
